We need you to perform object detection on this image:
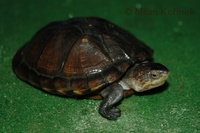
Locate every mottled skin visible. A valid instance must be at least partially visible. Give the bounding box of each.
[99,62,169,120]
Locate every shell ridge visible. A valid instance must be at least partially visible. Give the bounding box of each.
[58,34,81,75]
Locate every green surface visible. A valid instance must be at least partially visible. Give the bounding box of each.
[1,0,200,132]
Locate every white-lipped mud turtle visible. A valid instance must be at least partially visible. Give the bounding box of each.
[12,17,170,120]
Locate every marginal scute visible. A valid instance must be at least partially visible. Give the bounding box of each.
[87,73,105,91]
[115,61,132,73]
[73,90,83,95]
[28,69,40,88]
[53,77,70,90]
[43,88,52,93]
[14,61,30,82]
[57,89,68,95]
[40,76,54,89]
[103,66,124,84]
[70,78,88,90]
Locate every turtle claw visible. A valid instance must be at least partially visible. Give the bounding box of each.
[99,107,121,120]
[109,108,121,119]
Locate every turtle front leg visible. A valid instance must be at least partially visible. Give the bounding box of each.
[99,83,124,120]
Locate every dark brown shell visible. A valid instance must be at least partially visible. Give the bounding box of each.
[12,17,153,97]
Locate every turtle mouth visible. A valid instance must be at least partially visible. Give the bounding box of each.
[133,78,167,92]
[141,72,170,91]
[150,80,165,88]
[150,72,170,89]
[130,71,170,92]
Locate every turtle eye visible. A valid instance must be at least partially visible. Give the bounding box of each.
[150,70,160,79]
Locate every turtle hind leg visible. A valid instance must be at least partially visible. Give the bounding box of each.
[99,83,124,120]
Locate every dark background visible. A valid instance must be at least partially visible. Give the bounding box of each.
[1,0,199,132]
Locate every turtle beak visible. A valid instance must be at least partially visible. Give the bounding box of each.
[139,70,170,92]
[150,70,170,89]
[163,70,170,79]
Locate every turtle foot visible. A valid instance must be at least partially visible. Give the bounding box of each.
[99,107,121,120]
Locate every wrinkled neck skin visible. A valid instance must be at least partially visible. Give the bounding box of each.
[118,65,141,92]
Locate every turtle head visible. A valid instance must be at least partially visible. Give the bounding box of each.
[125,62,170,92]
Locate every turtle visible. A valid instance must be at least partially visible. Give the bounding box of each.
[12,17,170,120]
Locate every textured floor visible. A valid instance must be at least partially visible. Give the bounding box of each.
[1,0,200,132]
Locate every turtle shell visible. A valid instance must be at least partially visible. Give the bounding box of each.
[12,17,153,97]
